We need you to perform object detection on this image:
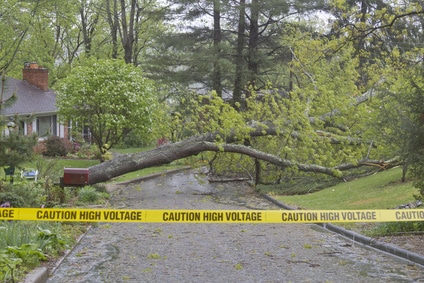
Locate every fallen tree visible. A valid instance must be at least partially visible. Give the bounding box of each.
[87,86,395,185]
[87,133,401,185]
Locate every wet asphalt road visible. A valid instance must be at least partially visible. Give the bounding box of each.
[47,169,424,283]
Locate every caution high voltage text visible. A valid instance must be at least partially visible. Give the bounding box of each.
[1,208,424,223]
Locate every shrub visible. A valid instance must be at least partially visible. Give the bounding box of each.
[0,192,26,208]
[44,136,73,157]
[0,180,47,208]
[45,185,72,206]
[78,186,99,203]
[74,144,100,159]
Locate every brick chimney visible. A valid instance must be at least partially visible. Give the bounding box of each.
[22,62,49,91]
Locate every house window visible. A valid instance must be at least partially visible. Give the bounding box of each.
[36,115,57,137]
[82,125,91,143]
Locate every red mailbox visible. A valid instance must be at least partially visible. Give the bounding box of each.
[62,168,89,186]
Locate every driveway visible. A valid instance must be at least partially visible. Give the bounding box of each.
[47,169,424,283]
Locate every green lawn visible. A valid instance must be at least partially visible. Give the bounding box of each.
[275,167,419,210]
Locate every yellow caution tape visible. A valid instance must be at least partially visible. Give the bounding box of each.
[1,208,424,223]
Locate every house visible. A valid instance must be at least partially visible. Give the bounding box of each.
[0,63,68,140]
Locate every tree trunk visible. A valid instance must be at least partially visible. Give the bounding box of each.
[212,0,222,97]
[402,164,408,182]
[254,158,260,185]
[232,0,246,109]
[80,6,91,55]
[120,0,136,64]
[247,0,259,90]
[106,0,119,59]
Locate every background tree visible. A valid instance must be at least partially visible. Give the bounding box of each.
[332,0,424,197]
[0,0,40,171]
[374,61,424,197]
[403,67,424,200]
[55,58,158,160]
[103,0,167,65]
[151,0,329,105]
[0,0,45,76]
[0,78,36,170]
[0,130,37,169]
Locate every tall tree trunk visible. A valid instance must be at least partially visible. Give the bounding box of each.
[402,164,408,183]
[121,0,136,64]
[80,5,91,55]
[79,1,100,57]
[254,158,261,185]
[247,0,259,90]
[233,0,246,109]
[106,0,119,59]
[133,4,142,66]
[212,0,222,97]
[356,0,368,88]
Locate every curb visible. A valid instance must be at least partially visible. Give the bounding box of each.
[261,193,424,267]
[21,266,48,283]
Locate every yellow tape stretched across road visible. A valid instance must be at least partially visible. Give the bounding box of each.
[1,208,424,223]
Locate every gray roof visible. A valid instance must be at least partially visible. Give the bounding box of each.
[0,77,57,116]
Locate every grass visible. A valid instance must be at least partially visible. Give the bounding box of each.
[274,167,419,210]
[0,158,100,182]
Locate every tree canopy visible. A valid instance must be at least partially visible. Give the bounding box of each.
[55,58,157,157]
